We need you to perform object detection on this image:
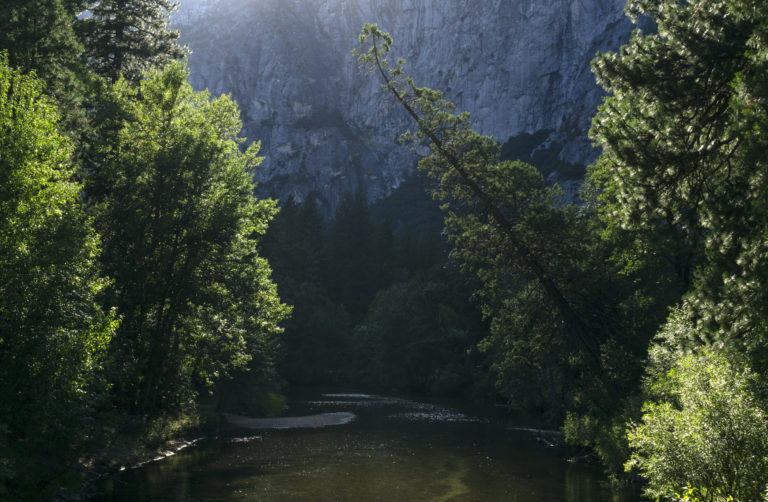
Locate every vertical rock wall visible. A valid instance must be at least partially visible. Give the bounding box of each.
[174,0,633,215]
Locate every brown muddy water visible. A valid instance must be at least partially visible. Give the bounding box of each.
[90,391,640,501]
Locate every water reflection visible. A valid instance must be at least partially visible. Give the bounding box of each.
[91,391,638,501]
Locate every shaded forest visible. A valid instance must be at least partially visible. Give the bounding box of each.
[1,1,768,501]
[260,183,491,397]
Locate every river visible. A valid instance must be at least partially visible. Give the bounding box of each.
[90,391,639,501]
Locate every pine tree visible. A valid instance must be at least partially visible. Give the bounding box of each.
[589,0,768,355]
[326,191,379,320]
[0,0,88,133]
[355,24,602,361]
[81,0,185,83]
[587,0,768,493]
[356,23,671,474]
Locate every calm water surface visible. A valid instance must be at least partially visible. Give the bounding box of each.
[91,391,639,501]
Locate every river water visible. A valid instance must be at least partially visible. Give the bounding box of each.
[91,391,638,501]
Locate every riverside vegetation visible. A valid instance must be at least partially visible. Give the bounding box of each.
[0,2,288,499]
[1,1,768,501]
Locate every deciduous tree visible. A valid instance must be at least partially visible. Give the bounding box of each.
[0,54,116,499]
[98,62,287,415]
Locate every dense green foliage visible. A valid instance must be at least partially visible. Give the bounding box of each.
[588,0,768,497]
[0,0,83,80]
[0,54,116,499]
[589,0,768,346]
[0,3,285,498]
[3,0,768,498]
[0,0,89,135]
[81,0,185,83]
[97,62,288,414]
[353,268,487,394]
[358,6,768,496]
[626,349,768,502]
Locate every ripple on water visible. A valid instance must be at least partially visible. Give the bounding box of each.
[320,393,382,399]
[223,411,357,430]
[306,394,483,423]
[227,435,262,443]
[90,391,635,502]
[388,411,484,423]
[308,396,438,410]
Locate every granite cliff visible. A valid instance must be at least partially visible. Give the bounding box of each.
[173,0,634,214]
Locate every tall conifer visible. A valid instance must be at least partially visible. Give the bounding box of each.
[81,0,185,83]
[0,0,87,132]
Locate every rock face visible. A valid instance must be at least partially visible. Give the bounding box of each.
[173,0,633,215]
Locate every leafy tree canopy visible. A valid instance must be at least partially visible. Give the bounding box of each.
[98,62,287,414]
[0,53,116,499]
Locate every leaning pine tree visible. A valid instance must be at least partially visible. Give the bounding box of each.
[355,24,660,473]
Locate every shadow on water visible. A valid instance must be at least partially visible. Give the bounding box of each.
[90,390,640,501]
